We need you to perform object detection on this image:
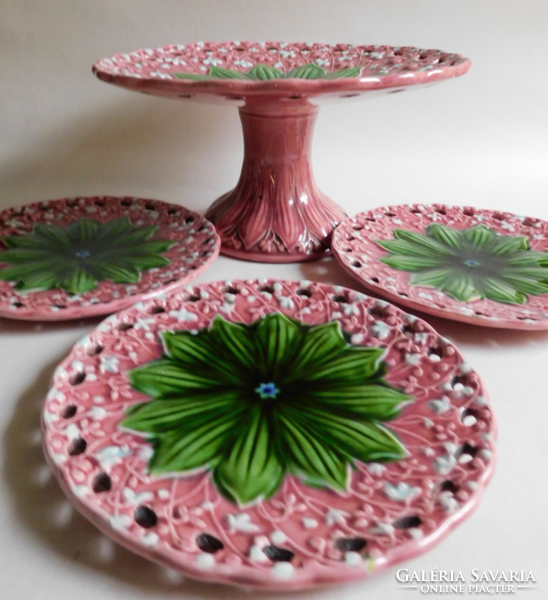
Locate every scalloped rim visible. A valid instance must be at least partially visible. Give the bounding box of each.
[333,204,548,330]
[0,197,221,321]
[41,278,497,591]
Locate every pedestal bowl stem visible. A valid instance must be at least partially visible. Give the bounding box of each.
[205,100,347,262]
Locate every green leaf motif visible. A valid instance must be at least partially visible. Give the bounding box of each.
[0,217,174,294]
[246,64,284,80]
[286,64,327,79]
[173,62,363,81]
[173,72,208,81]
[377,223,548,305]
[122,313,411,505]
[208,66,248,79]
[324,66,364,79]
[213,406,285,504]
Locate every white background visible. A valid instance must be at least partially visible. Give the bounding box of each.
[1,1,547,598]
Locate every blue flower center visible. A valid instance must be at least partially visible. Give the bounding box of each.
[75,250,91,258]
[464,259,481,268]
[255,382,280,400]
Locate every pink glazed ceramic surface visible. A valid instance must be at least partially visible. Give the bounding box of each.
[93,43,470,263]
[333,204,548,330]
[0,197,219,320]
[42,279,495,590]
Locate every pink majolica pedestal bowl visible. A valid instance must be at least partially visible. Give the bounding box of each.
[42,279,495,590]
[93,42,471,263]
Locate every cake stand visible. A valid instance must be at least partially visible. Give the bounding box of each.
[93,42,471,262]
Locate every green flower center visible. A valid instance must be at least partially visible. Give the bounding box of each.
[255,382,280,400]
[0,217,174,295]
[377,223,548,305]
[123,314,410,505]
[463,259,481,268]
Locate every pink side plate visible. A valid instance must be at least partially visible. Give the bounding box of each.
[93,42,470,263]
[333,204,548,330]
[0,196,220,321]
[42,279,496,591]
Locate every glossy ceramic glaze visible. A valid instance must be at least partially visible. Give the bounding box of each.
[206,100,346,262]
[333,204,548,329]
[93,42,471,263]
[0,197,219,320]
[42,279,495,590]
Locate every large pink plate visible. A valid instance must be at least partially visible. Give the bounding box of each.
[0,196,219,320]
[333,204,548,330]
[42,279,495,590]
